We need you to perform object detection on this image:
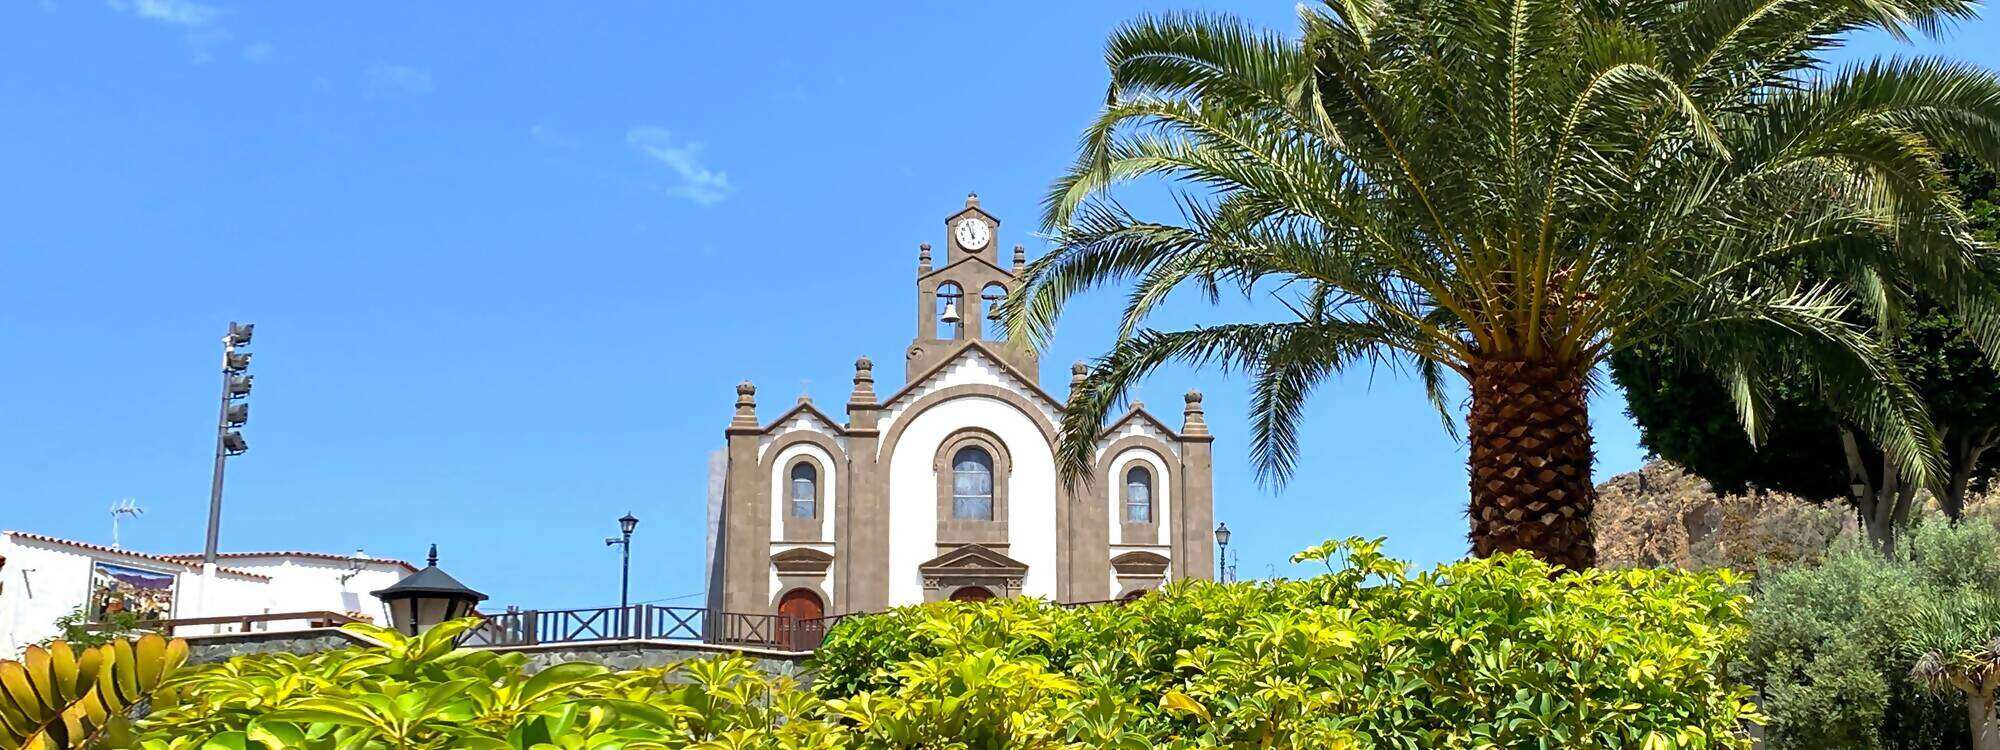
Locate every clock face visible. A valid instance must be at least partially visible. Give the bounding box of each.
[953,218,991,251]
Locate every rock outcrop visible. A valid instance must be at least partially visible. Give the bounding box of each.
[1593,461,1852,573]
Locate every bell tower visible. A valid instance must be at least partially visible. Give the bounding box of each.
[908,193,1039,382]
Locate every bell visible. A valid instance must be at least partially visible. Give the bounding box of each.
[940,301,962,325]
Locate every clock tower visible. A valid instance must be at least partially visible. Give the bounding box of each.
[909,193,1039,381]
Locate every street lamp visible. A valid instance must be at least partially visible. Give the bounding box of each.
[372,545,487,636]
[606,513,639,633]
[1213,522,1231,582]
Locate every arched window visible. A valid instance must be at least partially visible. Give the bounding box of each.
[952,446,994,520]
[981,283,1009,339]
[936,282,964,339]
[789,462,817,518]
[1125,466,1153,523]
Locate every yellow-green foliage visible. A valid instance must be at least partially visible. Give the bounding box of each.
[132,540,1758,749]
[814,539,1762,749]
[0,634,190,750]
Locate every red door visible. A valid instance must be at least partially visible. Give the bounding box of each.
[776,589,823,649]
[949,586,995,602]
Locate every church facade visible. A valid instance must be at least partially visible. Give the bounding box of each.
[707,195,1215,620]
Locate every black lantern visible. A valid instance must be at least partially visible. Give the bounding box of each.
[371,544,488,635]
[618,513,639,536]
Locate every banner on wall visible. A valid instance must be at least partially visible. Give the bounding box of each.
[87,561,176,622]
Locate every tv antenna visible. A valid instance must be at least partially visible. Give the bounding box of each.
[109,499,145,548]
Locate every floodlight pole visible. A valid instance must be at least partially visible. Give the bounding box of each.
[203,323,251,564]
[202,348,232,563]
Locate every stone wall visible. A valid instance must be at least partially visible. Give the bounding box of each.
[180,628,811,682]
[184,629,381,663]
[486,641,810,683]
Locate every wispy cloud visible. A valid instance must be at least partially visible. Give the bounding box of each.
[107,0,219,26]
[626,127,732,206]
[365,63,433,95]
[242,42,273,62]
[529,124,577,150]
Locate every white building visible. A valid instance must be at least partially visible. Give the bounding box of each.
[0,531,414,655]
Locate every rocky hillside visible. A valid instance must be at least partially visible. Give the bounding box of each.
[1592,461,1852,573]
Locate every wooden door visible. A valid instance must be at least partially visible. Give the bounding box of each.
[777,589,823,620]
[776,589,823,649]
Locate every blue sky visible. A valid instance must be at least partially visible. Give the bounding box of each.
[3,2,1996,612]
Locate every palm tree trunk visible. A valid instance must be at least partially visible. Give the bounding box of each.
[1467,359,1596,568]
[1971,690,1998,750]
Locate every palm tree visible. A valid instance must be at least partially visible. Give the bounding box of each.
[1002,0,2000,567]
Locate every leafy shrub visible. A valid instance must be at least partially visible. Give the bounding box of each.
[816,538,1760,748]
[132,540,1758,748]
[38,605,147,650]
[133,619,850,749]
[0,633,189,749]
[1740,516,2000,749]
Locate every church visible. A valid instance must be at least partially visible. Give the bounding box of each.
[707,195,1215,621]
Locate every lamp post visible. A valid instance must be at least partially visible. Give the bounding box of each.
[1213,522,1231,583]
[606,513,638,634]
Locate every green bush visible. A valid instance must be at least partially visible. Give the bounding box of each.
[1740,515,2000,749]
[816,538,1760,748]
[133,540,1759,748]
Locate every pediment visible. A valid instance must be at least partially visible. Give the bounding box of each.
[760,400,845,436]
[1110,550,1171,577]
[880,341,1065,415]
[1098,407,1181,441]
[918,253,1009,282]
[770,547,834,575]
[918,543,1028,576]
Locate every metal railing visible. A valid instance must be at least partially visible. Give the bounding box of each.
[462,605,835,651]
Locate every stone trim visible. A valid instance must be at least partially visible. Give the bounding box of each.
[770,547,833,576]
[877,384,1059,461]
[757,400,848,436]
[1095,436,1180,549]
[757,432,847,545]
[883,341,1065,417]
[1116,460,1160,545]
[918,543,1028,603]
[934,428,1011,546]
[779,455,827,542]
[1111,550,1171,599]
[1097,407,1184,442]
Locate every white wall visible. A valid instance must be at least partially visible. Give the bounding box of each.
[209,556,406,625]
[0,537,167,655]
[885,394,1059,606]
[0,535,415,655]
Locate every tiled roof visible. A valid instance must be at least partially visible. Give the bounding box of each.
[1,531,273,581]
[162,550,418,573]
